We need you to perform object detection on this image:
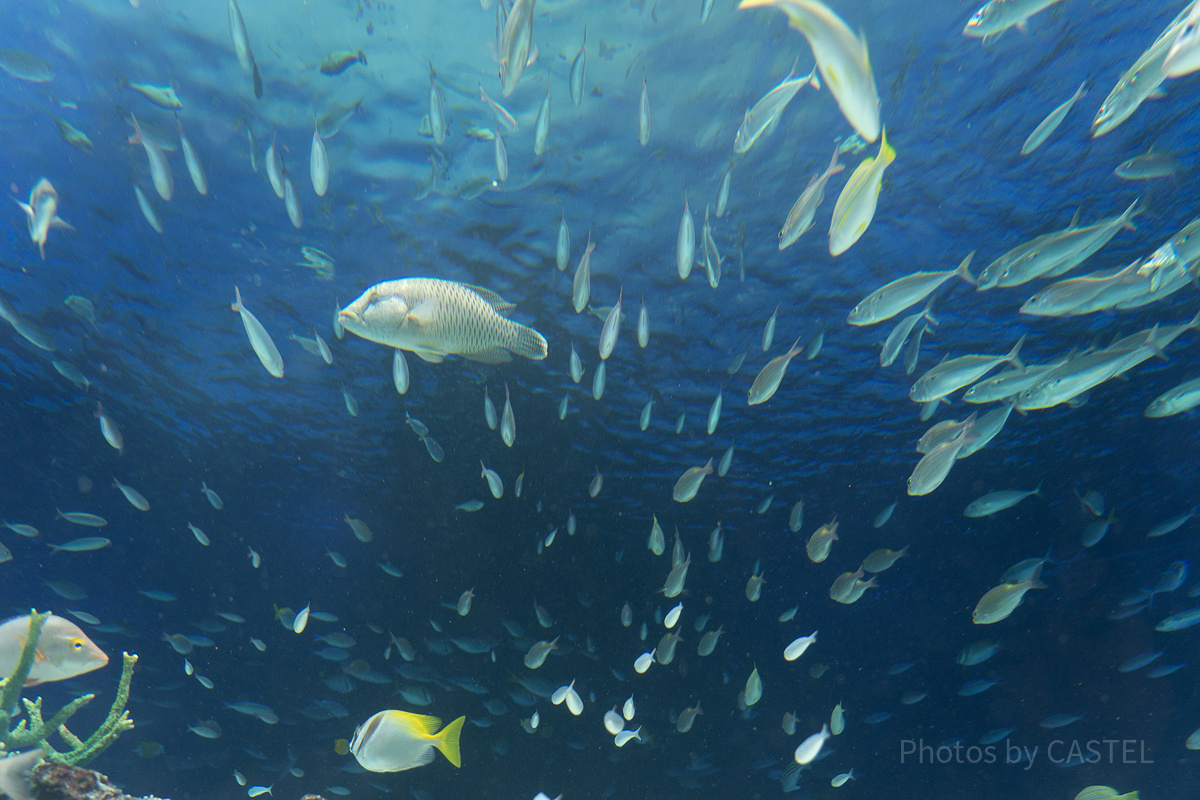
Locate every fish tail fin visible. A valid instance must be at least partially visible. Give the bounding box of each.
[956,251,977,286]
[1006,333,1026,370]
[807,65,821,92]
[826,145,843,176]
[51,216,73,231]
[1027,562,1047,590]
[358,49,367,66]
[509,322,549,360]
[878,127,895,165]
[128,113,143,146]
[435,716,465,768]
[1121,197,1141,231]
[231,284,243,314]
[0,749,43,800]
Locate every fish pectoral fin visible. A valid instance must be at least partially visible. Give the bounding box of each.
[51,216,73,231]
[412,348,445,363]
[462,347,513,364]
[404,298,440,327]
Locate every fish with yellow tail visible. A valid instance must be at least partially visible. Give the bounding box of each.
[339,278,548,364]
[828,127,895,256]
[348,710,464,772]
[15,178,72,261]
[0,613,108,687]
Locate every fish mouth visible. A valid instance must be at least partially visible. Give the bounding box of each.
[337,309,359,325]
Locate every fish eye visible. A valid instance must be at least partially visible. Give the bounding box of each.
[71,638,85,650]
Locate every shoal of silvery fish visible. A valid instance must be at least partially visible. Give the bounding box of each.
[2,0,1200,797]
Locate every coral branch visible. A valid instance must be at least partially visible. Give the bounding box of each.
[1,611,137,767]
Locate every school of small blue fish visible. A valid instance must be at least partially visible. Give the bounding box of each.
[2,0,1200,799]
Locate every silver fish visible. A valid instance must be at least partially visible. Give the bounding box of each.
[733,60,820,154]
[339,278,548,363]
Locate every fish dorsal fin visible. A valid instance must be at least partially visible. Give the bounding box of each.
[403,711,443,736]
[1067,208,1081,229]
[405,297,440,327]
[464,284,515,315]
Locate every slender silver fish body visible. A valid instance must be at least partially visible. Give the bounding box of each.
[339,278,548,364]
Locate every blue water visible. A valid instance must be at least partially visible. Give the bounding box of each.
[2,0,1199,798]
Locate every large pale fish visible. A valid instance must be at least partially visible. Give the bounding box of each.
[1014,345,1147,411]
[907,416,976,496]
[227,0,254,72]
[555,214,571,271]
[779,147,843,250]
[14,178,71,260]
[673,460,714,503]
[972,564,1045,624]
[1092,5,1190,137]
[828,128,894,256]
[349,710,464,772]
[573,236,594,313]
[748,336,804,405]
[962,362,1064,404]
[1115,148,1180,180]
[0,613,108,687]
[677,197,695,280]
[128,114,173,201]
[231,284,284,378]
[599,290,621,360]
[740,0,880,143]
[533,81,551,156]
[880,300,937,368]
[1146,375,1200,417]
[129,82,183,110]
[176,116,208,195]
[977,200,1138,290]
[428,63,446,147]
[266,131,285,199]
[963,0,1066,42]
[733,59,820,154]
[310,124,329,196]
[339,278,548,363]
[569,27,586,106]
[964,486,1041,518]
[849,253,973,326]
[638,72,650,146]
[133,184,162,233]
[1017,263,1137,317]
[499,0,535,97]
[909,335,1024,402]
[1020,82,1085,155]
[1165,0,1200,76]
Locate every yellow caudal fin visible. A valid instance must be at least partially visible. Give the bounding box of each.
[878,127,896,166]
[435,716,465,768]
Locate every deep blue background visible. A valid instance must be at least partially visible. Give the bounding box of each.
[2,1,1199,798]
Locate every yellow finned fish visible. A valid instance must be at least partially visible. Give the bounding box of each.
[349,710,465,772]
